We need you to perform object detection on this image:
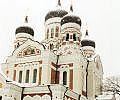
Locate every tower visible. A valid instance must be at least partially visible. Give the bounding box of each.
[14,16,34,49]
[57,4,85,95]
[60,4,82,49]
[81,29,95,58]
[43,0,68,51]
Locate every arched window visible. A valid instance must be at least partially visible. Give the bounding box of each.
[55,26,59,37]
[66,33,69,41]
[63,71,67,85]
[51,28,54,38]
[19,71,22,83]
[25,70,30,83]
[33,69,37,83]
[73,34,76,41]
[47,29,49,39]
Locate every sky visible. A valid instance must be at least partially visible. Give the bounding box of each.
[0,0,120,77]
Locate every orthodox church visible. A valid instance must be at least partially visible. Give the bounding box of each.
[0,0,103,100]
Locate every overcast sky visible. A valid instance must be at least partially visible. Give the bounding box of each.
[0,0,120,77]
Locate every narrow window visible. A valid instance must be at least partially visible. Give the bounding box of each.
[73,34,76,41]
[55,26,59,37]
[13,70,16,81]
[63,71,67,85]
[19,71,22,83]
[70,35,73,39]
[66,33,69,41]
[25,70,30,83]
[51,28,54,38]
[47,29,49,39]
[33,69,37,83]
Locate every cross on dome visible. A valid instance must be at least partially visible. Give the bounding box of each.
[85,29,89,36]
[25,16,28,23]
[58,0,61,6]
[70,4,73,12]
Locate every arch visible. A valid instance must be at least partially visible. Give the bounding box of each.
[63,71,67,85]
[33,95,41,100]
[51,28,54,38]
[55,26,59,37]
[23,95,32,100]
[12,39,45,57]
[73,33,76,41]
[25,70,30,83]
[42,94,51,100]
[33,69,37,83]
[19,71,22,83]
[66,33,69,41]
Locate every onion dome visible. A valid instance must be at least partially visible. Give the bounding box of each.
[81,30,95,48]
[15,16,34,36]
[61,5,82,26]
[45,0,68,21]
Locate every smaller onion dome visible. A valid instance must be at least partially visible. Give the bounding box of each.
[81,30,95,48]
[15,16,34,36]
[61,5,82,26]
[45,0,68,21]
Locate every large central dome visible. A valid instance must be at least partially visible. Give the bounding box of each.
[45,9,68,21]
[45,0,68,21]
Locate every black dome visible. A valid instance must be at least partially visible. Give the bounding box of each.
[81,30,95,48]
[61,15,82,26]
[45,9,68,21]
[15,26,34,36]
[81,40,95,48]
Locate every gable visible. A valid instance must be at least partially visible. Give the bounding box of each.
[12,39,45,57]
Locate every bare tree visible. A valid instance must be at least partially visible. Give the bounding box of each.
[103,76,120,95]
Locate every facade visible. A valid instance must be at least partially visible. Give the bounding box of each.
[0,0,103,100]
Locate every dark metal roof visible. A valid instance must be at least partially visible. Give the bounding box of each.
[81,40,95,48]
[61,15,82,26]
[45,9,68,21]
[15,26,34,36]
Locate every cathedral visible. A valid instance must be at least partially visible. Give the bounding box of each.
[0,0,103,100]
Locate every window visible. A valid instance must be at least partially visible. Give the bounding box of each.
[55,26,59,37]
[63,71,67,85]
[66,33,69,41]
[70,35,73,39]
[25,70,30,83]
[33,69,37,83]
[47,29,49,39]
[19,71,22,83]
[73,34,76,41]
[13,70,16,81]
[51,28,54,38]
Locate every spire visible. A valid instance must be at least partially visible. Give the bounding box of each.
[70,0,73,12]
[58,0,61,6]
[70,4,73,12]
[25,16,28,23]
[85,29,89,36]
[85,23,89,36]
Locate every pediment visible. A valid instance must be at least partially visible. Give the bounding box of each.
[12,39,45,57]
